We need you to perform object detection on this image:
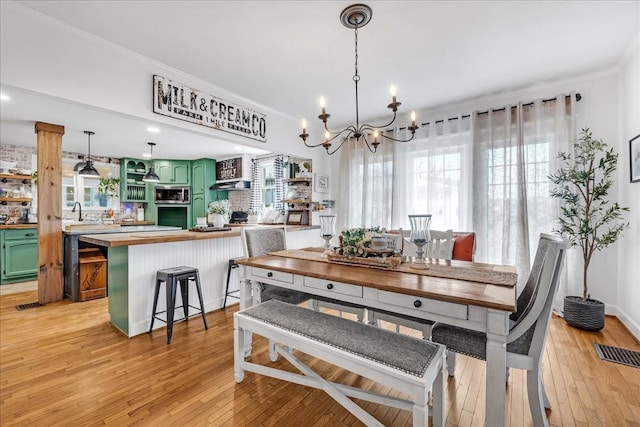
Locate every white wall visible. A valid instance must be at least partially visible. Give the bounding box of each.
[616,33,640,339]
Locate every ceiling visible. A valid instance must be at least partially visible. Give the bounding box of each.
[1,1,639,160]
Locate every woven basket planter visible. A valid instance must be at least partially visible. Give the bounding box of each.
[563,296,605,331]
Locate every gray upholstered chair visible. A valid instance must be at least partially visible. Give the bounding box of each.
[242,227,311,304]
[367,229,454,338]
[241,227,366,321]
[430,233,568,427]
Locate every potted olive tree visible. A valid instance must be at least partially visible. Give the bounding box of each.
[549,128,629,331]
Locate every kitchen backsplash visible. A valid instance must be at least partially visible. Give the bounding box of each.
[1,143,120,223]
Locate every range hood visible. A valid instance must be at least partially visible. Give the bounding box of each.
[209,180,251,191]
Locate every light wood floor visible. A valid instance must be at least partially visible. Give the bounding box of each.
[1,291,639,426]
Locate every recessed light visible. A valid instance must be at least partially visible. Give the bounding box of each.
[233,146,243,150]
[0,93,10,101]
[142,153,152,158]
[147,126,160,133]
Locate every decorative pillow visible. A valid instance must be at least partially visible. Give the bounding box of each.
[452,232,475,261]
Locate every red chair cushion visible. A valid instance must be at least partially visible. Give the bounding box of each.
[452,233,475,261]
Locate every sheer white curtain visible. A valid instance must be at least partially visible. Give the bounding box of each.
[338,116,472,231]
[471,94,577,298]
[337,136,394,229]
[392,117,472,231]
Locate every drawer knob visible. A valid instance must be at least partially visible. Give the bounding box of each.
[413,300,422,308]
[25,233,35,237]
[326,283,333,290]
[267,272,273,278]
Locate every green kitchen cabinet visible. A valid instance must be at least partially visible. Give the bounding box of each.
[120,158,149,202]
[190,158,216,227]
[155,160,190,185]
[1,228,38,284]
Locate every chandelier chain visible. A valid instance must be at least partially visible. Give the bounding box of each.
[299,3,418,155]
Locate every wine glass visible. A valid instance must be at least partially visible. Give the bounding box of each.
[408,214,432,269]
[319,214,337,256]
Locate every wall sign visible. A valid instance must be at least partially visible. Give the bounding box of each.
[216,157,244,181]
[153,75,267,143]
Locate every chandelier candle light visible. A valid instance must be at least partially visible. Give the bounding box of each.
[299,3,418,155]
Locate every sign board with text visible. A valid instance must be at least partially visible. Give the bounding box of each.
[216,157,245,182]
[153,75,267,143]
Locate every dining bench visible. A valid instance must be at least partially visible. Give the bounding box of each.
[234,299,446,426]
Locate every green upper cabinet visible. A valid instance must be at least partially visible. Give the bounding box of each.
[155,160,190,185]
[190,158,216,227]
[120,158,149,203]
[192,158,216,194]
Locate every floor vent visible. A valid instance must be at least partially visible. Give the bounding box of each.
[16,302,42,311]
[594,343,640,368]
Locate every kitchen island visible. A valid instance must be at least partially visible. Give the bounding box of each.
[63,225,182,302]
[79,225,321,337]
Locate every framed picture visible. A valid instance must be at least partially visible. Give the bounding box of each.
[314,173,329,193]
[630,134,640,183]
[286,210,309,225]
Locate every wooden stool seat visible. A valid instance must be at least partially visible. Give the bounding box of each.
[149,266,208,344]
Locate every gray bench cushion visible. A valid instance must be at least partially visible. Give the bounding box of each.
[239,299,440,377]
[431,321,536,360]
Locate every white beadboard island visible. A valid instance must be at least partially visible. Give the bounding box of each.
[79,225,322,337]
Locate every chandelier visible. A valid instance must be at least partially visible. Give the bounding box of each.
[299,3,418,155]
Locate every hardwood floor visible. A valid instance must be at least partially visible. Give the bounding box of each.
[1,290,638,426]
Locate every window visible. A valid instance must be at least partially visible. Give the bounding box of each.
[262,163,275,208]
[61,159,118,210]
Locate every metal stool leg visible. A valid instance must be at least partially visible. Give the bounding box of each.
[223,260,235,308]
[194,270,208,329]
[166,276,178,344]
[149,277,161,332]
[180,278,189,321]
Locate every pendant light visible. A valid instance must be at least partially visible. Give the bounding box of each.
[73,155,86,172]
[78,131,100,177]
[142,142,160,182]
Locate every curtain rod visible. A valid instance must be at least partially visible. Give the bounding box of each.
[392,92,581,131]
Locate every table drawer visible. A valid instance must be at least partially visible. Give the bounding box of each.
[251,267,293,284]
[378,290,468,320]
[303,276,363,298]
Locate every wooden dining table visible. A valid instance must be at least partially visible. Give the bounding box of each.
[236,249,517,426]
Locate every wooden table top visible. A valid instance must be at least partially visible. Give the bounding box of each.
[237,254,518,312]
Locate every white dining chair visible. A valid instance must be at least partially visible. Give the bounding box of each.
[430,233,569,427]
[425,229,454,260]
[367,229,454,338]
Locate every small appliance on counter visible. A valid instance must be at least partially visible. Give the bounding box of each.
[229,211,248,224]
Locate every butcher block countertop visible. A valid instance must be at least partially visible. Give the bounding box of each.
[0,224,39,229]
[78,225,319,247]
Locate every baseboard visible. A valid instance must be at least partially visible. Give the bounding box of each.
[606,305,640,343]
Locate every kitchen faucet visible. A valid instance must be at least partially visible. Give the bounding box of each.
[71,201,83,222]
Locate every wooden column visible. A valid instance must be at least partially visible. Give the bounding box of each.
[35,122,65,304]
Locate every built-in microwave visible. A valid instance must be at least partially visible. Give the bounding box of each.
[154,186,191,204]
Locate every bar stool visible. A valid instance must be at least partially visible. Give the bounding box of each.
[149,266,208,344]
[223,257,243,308]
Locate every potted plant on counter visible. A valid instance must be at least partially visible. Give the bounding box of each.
[208,199,231,228]
[97,177,120,207]
[549,128,630,331]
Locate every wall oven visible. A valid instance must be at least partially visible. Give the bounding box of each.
[154,186,191,204]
